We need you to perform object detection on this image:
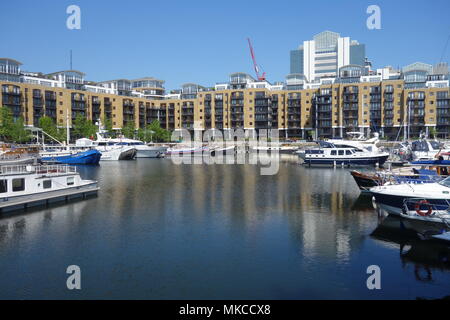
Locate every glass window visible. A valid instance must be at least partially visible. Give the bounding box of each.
[0,180,7,193]
[43,180,52,189]
[346,150,352,155]
[67,177,75,186]
[12,179,25,192]
[331,150,337,155]
[338,150,345,156]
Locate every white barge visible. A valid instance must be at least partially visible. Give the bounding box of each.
[0,165,99,213]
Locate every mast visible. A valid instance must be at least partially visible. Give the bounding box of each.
[66,111,70,150]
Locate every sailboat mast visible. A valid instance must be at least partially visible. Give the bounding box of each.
[66,111,70,151]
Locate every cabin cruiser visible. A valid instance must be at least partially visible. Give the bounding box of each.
[371,177,450,216]
[298,141,389,166]
[0,164,99,213]
[406,137,450,162]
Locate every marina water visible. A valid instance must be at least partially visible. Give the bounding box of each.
[0,157,449,299]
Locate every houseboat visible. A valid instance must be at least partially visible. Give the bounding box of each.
[0,165,99,213]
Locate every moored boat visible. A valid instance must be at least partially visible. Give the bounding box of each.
[41,149,102,165]
[371,177,450,216]
[0,164,99,213]
[298,141,389,167]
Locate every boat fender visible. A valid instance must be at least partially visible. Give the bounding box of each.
[414,200,433,217]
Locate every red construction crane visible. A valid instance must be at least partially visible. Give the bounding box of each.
[247,38,266,81]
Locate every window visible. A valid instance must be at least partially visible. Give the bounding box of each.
[0,180,7,193]
[67,177,75,186]
[12,179,25,192]
[331,150,337,155]
[338,150,344,156]
[346,150,352,155]
[43,180,52,189]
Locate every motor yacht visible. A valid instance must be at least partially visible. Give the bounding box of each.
[298,141,389,166]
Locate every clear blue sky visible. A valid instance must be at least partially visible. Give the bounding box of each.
[1,0,449,90]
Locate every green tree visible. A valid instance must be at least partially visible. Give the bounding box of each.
[0,107,14,140]
[429,127,437,139]
[38,116,66,143]
[101,117,115,137]
[0,107,31,143]
[10,117,32,143]
[148,120,171,142]
[73,114,97,139]
[122,122,136,139]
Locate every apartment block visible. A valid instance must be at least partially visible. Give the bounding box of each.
[0,58,449,140]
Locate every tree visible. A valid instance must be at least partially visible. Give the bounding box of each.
[73,114,97,139]
[148,120,171,142]
[103,117,115,136]
[38,116,66,143]
[0,107,31,143]
[10,117,32,143]
[429,127,437,139]
[122,122,135,139]
[0,107,14,140]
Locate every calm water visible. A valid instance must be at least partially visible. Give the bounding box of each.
[0,157,449,300]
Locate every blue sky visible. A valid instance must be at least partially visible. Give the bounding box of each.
[1,0,449,90]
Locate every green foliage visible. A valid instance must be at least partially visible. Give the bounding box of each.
[38,116,66,142]
[73,114,97,139]
[122,122,136,139]
[429,127,437,139]
[0,107,32,143]
[102,117,115,137]
[147,120,171,142]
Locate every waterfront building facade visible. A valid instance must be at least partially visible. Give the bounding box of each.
[0,58,449,140]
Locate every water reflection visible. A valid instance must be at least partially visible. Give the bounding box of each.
[0,160,449,299]
[371,216,450,285]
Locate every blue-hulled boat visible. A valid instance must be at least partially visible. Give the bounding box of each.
[41,149,102,165]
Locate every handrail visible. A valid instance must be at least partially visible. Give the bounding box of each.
[0,165,77,175]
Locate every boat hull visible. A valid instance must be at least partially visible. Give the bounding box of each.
[373,193,450,215]
[302,155,389,166]
[350,171,381,192]
[41,150,101,165]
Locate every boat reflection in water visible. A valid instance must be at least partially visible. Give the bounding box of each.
[371,215,450,287]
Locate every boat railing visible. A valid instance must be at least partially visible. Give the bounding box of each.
[0,165,77,175]
[402,198,450,226]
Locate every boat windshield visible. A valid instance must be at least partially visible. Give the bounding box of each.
[430,141,441,150]
[439,176,450,188]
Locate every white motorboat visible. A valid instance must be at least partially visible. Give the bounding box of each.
[371,177,450,216]
[297,141,389,166]
[409,138,450,162]
[76,135,136,161]
[0,164,99,213]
